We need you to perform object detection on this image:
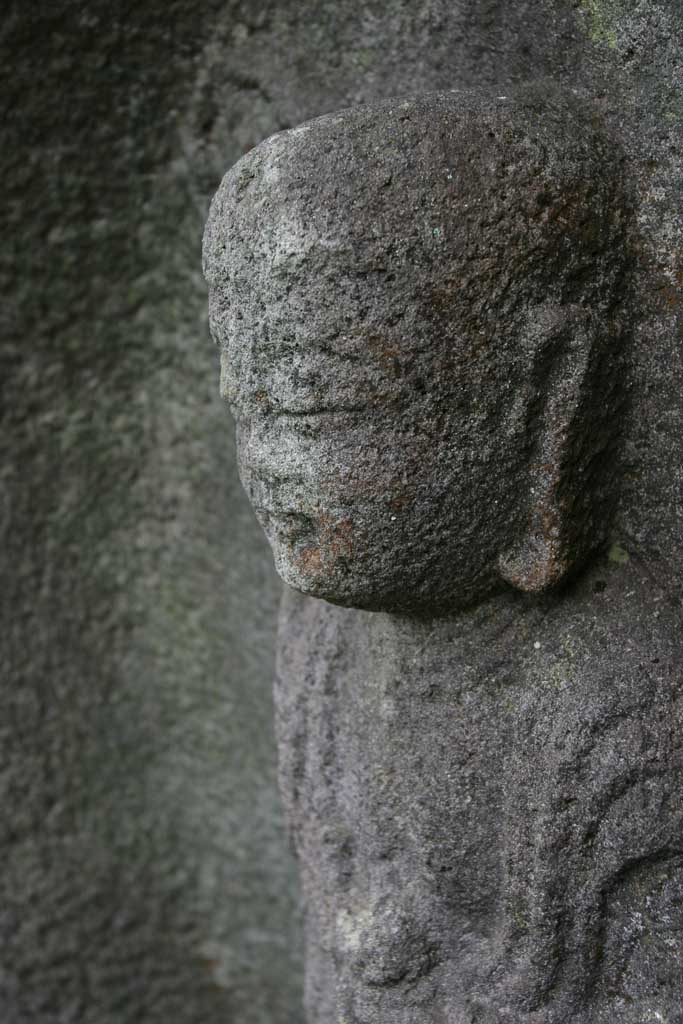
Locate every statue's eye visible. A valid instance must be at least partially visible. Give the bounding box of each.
[593,851,683,1013]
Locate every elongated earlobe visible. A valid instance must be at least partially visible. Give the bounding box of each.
[498,531,569,593]
[497,305,598,594]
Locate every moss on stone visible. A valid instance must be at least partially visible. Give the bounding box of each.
[578,0,626,48]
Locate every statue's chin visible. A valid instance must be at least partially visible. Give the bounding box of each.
[269,531,501,614]
[271,546,457,615]
[272,543,364,607]
[270,543,387,610]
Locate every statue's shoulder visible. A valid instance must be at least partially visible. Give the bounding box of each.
[503,552,683,840]
[523,548,683,753]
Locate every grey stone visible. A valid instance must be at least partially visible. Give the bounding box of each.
[204,88,630,613]
[4,0,683,1020]
[1,4,298,1022]
[206,86,683,1021]
[277,560,683,1023]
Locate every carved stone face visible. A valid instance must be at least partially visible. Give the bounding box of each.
[204,89,626,611]
[219,289,521,612]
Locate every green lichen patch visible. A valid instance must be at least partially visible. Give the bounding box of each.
[608,541,631,564]
[577,0,627,49]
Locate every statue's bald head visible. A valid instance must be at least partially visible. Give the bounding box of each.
[204,88,629,612]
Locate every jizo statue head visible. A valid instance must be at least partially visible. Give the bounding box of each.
[204,88,629,613]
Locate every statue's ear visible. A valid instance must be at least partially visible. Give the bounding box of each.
[497,305,599,593]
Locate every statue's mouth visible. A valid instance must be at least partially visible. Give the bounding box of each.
[265,406,366,435]
[254,506,317,544]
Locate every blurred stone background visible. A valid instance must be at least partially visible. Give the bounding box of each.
[1,1,680,1021]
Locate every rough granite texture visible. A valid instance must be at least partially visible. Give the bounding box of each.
[278,559,683,1022]
[205,88,631,612]
[206,9,683,1024]
[205,84,682,1020]
[3,0,683,1021]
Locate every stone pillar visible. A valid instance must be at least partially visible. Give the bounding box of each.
[204,87,683,1022]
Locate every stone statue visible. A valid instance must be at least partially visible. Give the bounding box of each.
[204,89,683,1023]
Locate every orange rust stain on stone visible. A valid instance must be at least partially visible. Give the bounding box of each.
[320,514,355,560]
[363,333,404,377]
[390,493,410,511]
[654,265,683,311]
[296,544,324,575]
[293,515,355,577]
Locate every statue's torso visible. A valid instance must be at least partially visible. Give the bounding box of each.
[276,556,683,1023]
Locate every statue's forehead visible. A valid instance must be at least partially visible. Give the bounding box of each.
[207,87,623,323]
[233,88,590,203]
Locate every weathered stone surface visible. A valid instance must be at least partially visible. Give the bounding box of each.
[4,0,683,1020]
[1,4,297,1021]
[205,88,630,612]
[277,555,683,1022]
[206,60,683,1024]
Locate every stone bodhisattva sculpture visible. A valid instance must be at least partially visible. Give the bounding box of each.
[204,89,683,1023]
